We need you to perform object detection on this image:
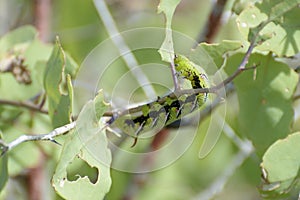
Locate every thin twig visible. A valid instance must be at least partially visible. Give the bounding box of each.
[0,121,76,155]
[121,85,236,200]
[170,61,180,90]
[0,4,259,156]
[104,34,257,118]
[0,99,48,114]
[293,94,300,101]
[93,0,156,99]
[199,83,234,120]
[0,33,257,156]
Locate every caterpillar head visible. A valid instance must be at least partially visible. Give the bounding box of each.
[174,54,190,72]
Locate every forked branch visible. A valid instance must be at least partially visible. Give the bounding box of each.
[0,30,259,156]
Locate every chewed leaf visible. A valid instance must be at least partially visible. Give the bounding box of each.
[237,0,300,56]
[52,91,111,200]
[260,132,300,198]
[93,90,110,121]
[44,38,75,128]
[0,25,36,55]
[157,0,181,62]
[195,40,243,68]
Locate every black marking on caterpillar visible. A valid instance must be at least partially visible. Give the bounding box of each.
[107,54,209,147]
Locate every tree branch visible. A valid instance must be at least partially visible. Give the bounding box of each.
[194,0,228,45]
[0,99,48,114]
[106,39,258,119]
[0,10,259,155]
[0,121,76,155]
[0,38,257,155]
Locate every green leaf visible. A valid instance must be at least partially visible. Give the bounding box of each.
[157,0,181,62]
[236,6,268,40]
[232,0,254,15]
[0,25,36,55]
[52,92,111,200]
[193,40,243,68]
[25,39,53,86]
[64,51,79,78]
[44,38,75,128]
[94,90,109,121]
[0,154,8,191]
[225,53,298,156]
[237,0,300,56]
[0,27,51,100]
[257,0,300,22]
[260,132,300,198]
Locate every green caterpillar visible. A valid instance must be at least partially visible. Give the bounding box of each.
[108,54,209,139]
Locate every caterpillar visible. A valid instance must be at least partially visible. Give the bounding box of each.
[107,54,209,141]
